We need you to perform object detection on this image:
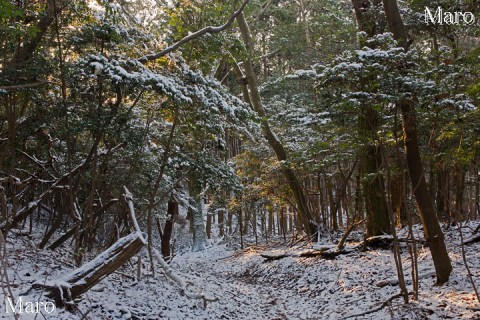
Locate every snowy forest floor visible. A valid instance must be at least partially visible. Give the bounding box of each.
[1,222,480,320]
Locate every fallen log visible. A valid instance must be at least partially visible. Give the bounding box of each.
[260,246,354,261]
[32,231,145,306]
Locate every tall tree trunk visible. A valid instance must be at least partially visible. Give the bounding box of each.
[239,207,244,249]
[268,205,274,235]
[382,0,452,283]
[351,0,385,38]
[475,168,480,220]
[392,108,408,227]
[206,211,212,239]
[436,164,448,221]
[236,12,316,236]
[326,174,338,230]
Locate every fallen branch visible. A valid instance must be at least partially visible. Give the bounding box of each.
[343,293,406,319]
[260,232,427,262]
[474,223,480,234]
[360,235,426,249]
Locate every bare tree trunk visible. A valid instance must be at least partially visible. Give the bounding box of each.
[475,170,480,220]
[243,205,250,235]
[0,187,6,221]
[227,206,233,235]
[326,174,338,230]
[360,143,390,237]
[206,212,212,239]
[436,165,449,221]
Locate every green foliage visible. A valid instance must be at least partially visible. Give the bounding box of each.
[0,0,39,40]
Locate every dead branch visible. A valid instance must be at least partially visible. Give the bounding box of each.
[0,81,52,90]
[458,222,480,303]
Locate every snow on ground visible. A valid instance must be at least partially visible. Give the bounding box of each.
[1,222,480,319]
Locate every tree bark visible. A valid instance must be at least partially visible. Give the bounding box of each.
[218,209,224,237]
[360,144,390,237]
